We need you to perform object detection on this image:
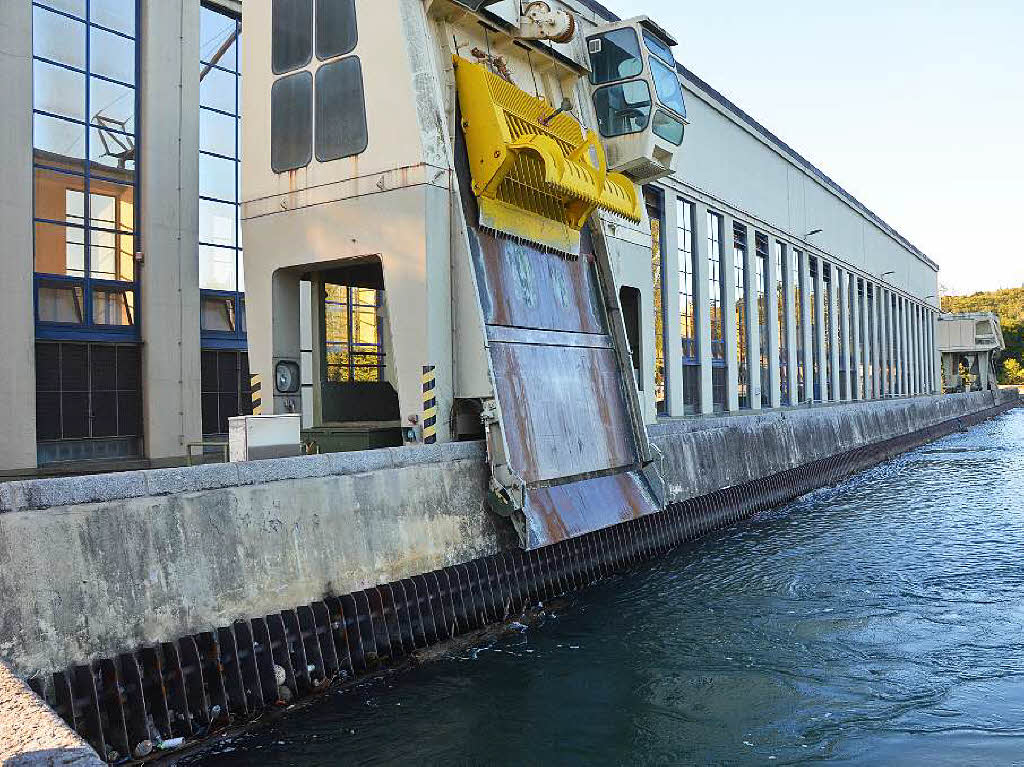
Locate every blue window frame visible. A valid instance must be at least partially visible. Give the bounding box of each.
[32,0,140,342]
[199,3,246,351]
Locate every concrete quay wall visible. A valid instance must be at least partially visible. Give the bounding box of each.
[0,391,1017,681]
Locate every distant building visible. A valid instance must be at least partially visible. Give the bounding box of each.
[938,313,1004,391]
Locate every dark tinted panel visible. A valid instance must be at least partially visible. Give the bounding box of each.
[91,390,118,437]
[36,343,60,391]
[316,0,357,60]
[61,392,89,438]
[271,71,313,172]
[36,391,61,441]
[202,392,219,436]
[218,351,237,392]
[90,344,117,391]
[116,344,140,391]
[62,344,89,390]
[272,0,313,74]
[201,350,219,391]
[118,391,140,436]
[315,57,367,161]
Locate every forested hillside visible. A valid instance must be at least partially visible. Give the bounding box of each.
[941,287,1024,384]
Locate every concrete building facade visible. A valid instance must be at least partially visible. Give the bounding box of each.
[0,0,940,476]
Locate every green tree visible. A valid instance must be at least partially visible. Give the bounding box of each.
[1003,358,1024,385]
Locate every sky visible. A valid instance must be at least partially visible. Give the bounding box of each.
[605,0,1024,296]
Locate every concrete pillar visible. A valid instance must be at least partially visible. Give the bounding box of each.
[881,289,891,396]
[865,283,875,398]
[661,194,683,417]
[913,304,921,395]
[828,266,840,402]
[897,296,906,395]
[0,0,37,473]
[745,227,761,411]
[814,259,826,402]
[767,239,782,408]
[838,268,851,400]
[800,252,813,404]
[139,0,205,461]
[852,276,862,400]
[693,203,714,414]
[784,246,799,407]
[721,214,739,411]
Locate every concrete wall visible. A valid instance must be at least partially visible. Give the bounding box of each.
[0,0,37,473]
[0,442,508,678]
[2,391,1018,679]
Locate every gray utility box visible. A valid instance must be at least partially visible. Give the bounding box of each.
[229,414,303,461]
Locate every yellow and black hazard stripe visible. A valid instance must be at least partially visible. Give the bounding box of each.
[250,373,263,415]
[422,365,437,444]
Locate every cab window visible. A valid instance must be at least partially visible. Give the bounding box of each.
[642,31,675,66]
[588,28,643,84]
[652,110,684,145]
[649,57,686,118]
[593,80,652,138]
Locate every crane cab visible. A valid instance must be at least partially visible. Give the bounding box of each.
[586,17,687,183]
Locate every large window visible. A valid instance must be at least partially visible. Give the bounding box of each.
[823,265,833,401]
[646,189,666,415]
[588,27,643,84]
[793,249,804,404]
[809,258,819,401]
[271,0,363,172]
[776,241,789,406]
[733,223,749,409]
[33,0,139,337]
[324,285,384,382]
[866,284,874,397]
[755,233,769,408]
[677,199,698,413]
[707,212,726,411]
[838,273,848,400]
[201,350,252,435]
[199,4,246,348]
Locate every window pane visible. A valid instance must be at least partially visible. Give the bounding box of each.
[34,167,86,223]
[200,64,236,113]
[315,56,367,161]
[200,153,237,202]
[34,6,86,69]
[199,200,238,248]
[201,295,237,332]
[199,245,238,291]
[34,60,86,121]
[38,284,85,324]
[237,251,245,292]
[34,114,87,163]
[200,6,238,70]
[91,0,135,37]
[90,125,136,172]
[90,26,135,84]
[200,108,236,157]
[271,71,313,172]
[649,57,685,117]
[588,28,642,84]
[93,288,134,325]
[652,110,684,145]
[35,221,85,276]
[593,80,651,138]
[89,228,117,279]
[642,31,674,66]
[272,0,313,74]
[316,0,357,60]
[40,0,86,18]
[89,179,134,229]
[90,77,134,127]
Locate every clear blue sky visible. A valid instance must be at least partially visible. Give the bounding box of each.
[608,0,1024,296]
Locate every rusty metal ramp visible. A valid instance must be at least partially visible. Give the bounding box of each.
[469,228,661,548]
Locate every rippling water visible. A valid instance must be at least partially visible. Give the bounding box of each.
[182,409,1024,765]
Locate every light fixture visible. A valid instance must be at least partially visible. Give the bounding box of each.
[880,270,895,278]
[805,228,823,237]
[275,360,301,394]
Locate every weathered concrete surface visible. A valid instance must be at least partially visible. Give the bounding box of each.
[0,442,508,677]
[649,390,1019,504]
[0,392,1016,680]
[0,660,102,766]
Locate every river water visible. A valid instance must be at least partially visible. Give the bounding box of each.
[183,408,1024,765]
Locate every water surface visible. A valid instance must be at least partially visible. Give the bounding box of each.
[183,409,1024,765]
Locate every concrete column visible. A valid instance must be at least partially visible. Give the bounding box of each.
[828,267,840,402]
[913,304,921,395]
[721,214,739,411]
[881,288,891,396]
[897,297,906,395]
[745,227,761,411]
[661,194,683,417]
[693,203,714,414]
[874,286,883,398]
[838,268,851,400]
[801,252,814,404]
[139,0,204,461]
[784,246,798,407]
[852,276,862,400]
[767,239,782,409]
[814,259,826,402]
[865,283,875,398]
[0,0,37,473]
